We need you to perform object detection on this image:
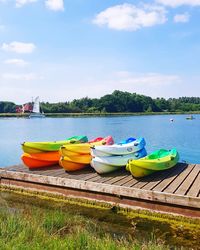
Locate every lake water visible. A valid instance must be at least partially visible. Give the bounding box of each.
[0,114,200,167]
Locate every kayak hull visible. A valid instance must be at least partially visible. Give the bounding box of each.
[91,148,147,174]
[126,165,156,178]
[91,137,146,156]
[21,151,60,169]
[22,135,88,153]
[60,136,114,156]
[90,161,122,174]
[59,158,87,171]
[59,136,114,171]
[61,155,92,164]
[126,148,179,178]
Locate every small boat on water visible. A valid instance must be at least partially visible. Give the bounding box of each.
[91,148,147,174]
[22,135,88,153]
[186,115,195,120]
[91,137,146,157]
[59,136,114,171]
[126,148,179,178]
[29,96,45,118]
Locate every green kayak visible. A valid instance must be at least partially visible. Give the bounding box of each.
[126,148,179,178]
[22,135,88,153]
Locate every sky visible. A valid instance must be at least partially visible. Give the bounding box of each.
[0,0,200,104]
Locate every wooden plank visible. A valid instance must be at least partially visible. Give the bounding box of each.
[134,165,185,190]
[131,167,176,189]
[153,163,187,192]
[1,169,200,209]
[74,172,98,181]
[141,167,181,191]
[164,164,195,194]
[175,165,200,196]
[113,175,133,186]
[92,170,129,184]
[6,165,61,174]
[103,172,131,185]
[29,167,62,176]
[131,172,162,189]
[40,169,65,177]
[1,165,22,171]
[9,165,29,172]
[98,176,121,185]
[122,177,139,187]
[186,168,200,197]
[54,169,91,178]
[13,168,30,173]
[86,175,105,183]
[54,169,97,181]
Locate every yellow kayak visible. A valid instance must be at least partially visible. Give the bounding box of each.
[22,135,88,153]
[60,136,114,156]
[61,154,91,165]
[126,148,179,178]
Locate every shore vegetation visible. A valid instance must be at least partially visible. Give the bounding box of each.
[1,90,200,115]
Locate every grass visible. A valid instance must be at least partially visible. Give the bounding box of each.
[0,206,169,250]
[1,189,200,249]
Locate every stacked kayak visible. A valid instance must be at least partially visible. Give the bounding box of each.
[20,133,180,179]
[59,136,114,171]
[22,135,88,153]
[21,135,88,169]
[126,148,179,178]
[91,137,147,174]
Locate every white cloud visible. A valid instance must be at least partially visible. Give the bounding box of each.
[115,72,181,86]
[0,25,5,31]
[174,13,190,23]
[93,4,167,31]
[77,71,182,100]
[15,0,37,8]
[156,0,200,7]
[4,58,29,66]
[1,41,36,54]
[2,73,38,81]
[45,0,64,11]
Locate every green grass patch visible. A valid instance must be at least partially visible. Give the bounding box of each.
[1,188,199,249]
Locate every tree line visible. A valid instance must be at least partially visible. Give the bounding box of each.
[1,90,200,113]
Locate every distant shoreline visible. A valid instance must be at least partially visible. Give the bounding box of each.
[0,111,199,118]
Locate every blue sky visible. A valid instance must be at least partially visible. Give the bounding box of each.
[0,0,200,104]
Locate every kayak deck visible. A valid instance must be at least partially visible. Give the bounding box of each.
[0,163,200,218]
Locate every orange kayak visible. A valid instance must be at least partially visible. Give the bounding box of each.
[59,157,87,171]
[21,151,60,169]
[61,154,91,164]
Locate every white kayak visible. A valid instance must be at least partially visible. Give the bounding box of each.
[91,148,147,174]
[90,161,122,174]
[91,137,146,157]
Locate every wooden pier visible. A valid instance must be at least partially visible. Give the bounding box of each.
[0,163,200,217]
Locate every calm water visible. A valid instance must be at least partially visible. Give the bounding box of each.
[0,114,200,167]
